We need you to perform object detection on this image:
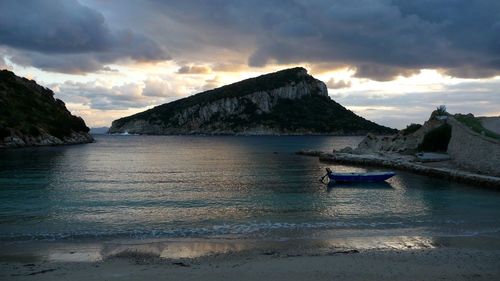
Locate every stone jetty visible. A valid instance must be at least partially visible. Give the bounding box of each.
[296,150,500,189]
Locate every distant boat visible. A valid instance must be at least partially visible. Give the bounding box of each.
[322,168,395,183]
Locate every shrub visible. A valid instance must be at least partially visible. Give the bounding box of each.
[417,123,452,152]
[401,123,422,135]
[455,114,500,140]
[436,105,447,116]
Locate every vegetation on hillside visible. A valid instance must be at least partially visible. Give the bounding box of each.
[400,123,422,135]
[0,70,89,140]
[455,114,500,140]
[248,95,395,133]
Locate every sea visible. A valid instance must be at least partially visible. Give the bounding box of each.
[1,135,500,260]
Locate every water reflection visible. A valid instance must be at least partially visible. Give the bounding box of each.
[326,181,394,190]
[0,236,439,263]
[1,135,500,243]
[320,236,437,250]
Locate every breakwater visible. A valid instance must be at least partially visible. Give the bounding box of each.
[296,151,500,189]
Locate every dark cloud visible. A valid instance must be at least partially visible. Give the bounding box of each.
[0,0,170,73]
[8,51,104,74]
[148,0,500,80]
[354,65,420,81]
[441,66,500,79]
[3,0,500,80]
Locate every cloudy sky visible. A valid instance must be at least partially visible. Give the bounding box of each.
[1,0,499,128]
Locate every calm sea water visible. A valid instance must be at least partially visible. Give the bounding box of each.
[1,135,500,243]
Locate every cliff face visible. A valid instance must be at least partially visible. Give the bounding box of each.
[0,70,93,148]
[110,67,395,135]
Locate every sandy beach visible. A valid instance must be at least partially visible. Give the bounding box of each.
[2,247,499,281]
[1,237,500,281]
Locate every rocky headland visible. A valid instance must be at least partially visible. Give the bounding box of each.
[109,67,396,135]
[298,109,500,188]
[0,70,93,148]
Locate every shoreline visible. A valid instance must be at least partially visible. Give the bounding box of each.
[2,234,500,263]
[297,150,500,189]
[1,237,499,280]
[0,133,94,149]
[105,133,373,137]
[0,236,437,263]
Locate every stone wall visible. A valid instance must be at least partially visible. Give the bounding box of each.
[447,117,500,176]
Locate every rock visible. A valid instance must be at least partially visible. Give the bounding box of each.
[356,119,444,154]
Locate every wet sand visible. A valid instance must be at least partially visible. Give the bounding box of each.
[1,248,500,281]
[1,237,500,281]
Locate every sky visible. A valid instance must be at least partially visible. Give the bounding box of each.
[1,0,499,129]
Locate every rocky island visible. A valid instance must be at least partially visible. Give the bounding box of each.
[109,67,396,135]
[0,70,93,148]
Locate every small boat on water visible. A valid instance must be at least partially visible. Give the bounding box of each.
[322,168,395,183]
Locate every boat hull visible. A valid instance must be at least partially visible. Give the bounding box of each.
[328,172,395,182]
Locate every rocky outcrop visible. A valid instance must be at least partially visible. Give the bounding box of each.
[2,131,93,148]
[356,119,444,154]
[447,117,500,176]
[352,111,500,177]
[0,70,93,148]
[110,67,396,135]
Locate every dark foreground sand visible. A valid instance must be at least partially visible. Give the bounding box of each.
[1,246,499,281]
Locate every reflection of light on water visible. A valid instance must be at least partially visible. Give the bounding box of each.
[320,171,431,220]
[324,236,436,250]
[42,241,252,262]
[160,242,250,259]
[5,236,440,264]
[47,246,103,262]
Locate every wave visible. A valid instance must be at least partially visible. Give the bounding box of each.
[2,219,498,242]
[109,131,140,136]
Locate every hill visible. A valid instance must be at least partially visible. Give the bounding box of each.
[109,67,396,135]
[0,70,93,148]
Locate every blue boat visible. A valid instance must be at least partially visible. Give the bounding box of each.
[323,168,395,183]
